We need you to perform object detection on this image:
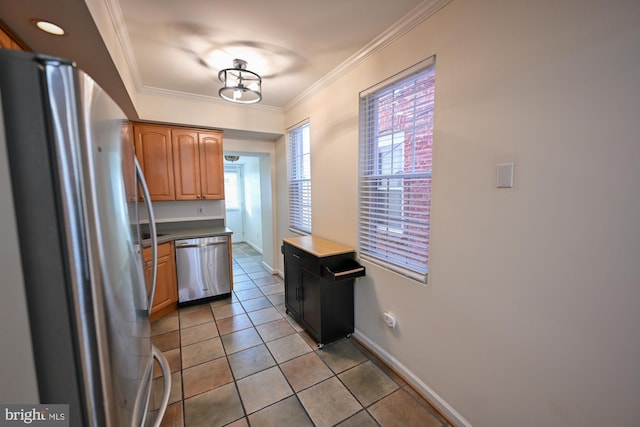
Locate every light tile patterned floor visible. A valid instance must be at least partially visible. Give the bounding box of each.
[151,243,451,427]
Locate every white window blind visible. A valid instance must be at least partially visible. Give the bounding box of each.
[287,121,312,234]
[359,58,435,283]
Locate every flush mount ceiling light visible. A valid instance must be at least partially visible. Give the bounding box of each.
[218,59,262,104]
[224,155,240,162]
[33,20,65,36]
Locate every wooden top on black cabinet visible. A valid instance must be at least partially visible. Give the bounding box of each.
[282,235,354,258]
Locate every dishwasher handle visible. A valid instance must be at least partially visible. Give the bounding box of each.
[175,243,199,249]
[175,239,228,249]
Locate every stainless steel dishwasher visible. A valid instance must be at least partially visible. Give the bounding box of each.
[175,236,231,305]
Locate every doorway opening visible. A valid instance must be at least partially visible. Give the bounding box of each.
[223,154,269,259]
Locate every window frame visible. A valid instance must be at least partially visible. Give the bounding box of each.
[287,120,312,234]
[358,57,436,284]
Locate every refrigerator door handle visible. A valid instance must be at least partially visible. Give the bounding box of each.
[135,157,158,313]
[150,345,171,427]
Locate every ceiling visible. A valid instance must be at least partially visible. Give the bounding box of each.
[0,0,439,117]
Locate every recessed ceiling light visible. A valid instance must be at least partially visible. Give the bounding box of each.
[33,20,65,36]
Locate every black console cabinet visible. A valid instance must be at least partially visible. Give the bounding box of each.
[282,236,365,347]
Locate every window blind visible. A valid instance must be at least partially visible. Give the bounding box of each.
[358,58,435,283]
[287,121,312,234]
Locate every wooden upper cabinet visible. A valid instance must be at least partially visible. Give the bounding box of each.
[173,129,224,200]
[199,131,225,200]
[0,29,14,49]
[172,128,202,200]
[0,27,25,51]
[134,123,175,201]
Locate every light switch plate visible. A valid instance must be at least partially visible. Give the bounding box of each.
[496,163,514,188]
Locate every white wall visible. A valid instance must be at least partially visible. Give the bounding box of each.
[278,0,640,426]
[275,133,288,274]
[259,154,275,271]
[136,91,284,138]
[241,156,264,252]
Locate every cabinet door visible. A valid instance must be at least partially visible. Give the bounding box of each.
[153,251,178,315]
[284,259,302,321]
[0,28,23,50]
[134,124,174,200]
[300,268,323,340]
[199,131,225,200]
[172,128,201,200]
[143,242,178,320]
[0,29,13,49]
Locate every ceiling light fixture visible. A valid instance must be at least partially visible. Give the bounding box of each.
[218,59,262,104]
[33,20,65,36]
[224,155,240,162]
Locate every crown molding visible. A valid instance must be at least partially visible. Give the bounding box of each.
[284,0,451,111]
[100,0,145,92]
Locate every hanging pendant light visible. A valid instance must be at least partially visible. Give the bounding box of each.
[218,59,262,104]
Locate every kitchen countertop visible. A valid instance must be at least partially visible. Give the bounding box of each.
[142,221,233,247]
[283,235,355,258]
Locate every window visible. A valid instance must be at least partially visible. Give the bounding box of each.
[358,57,435,283]
[287,120,312,234]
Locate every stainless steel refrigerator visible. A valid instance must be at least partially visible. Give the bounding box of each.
[0,50,170,426]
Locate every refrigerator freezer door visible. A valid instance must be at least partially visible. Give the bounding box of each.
[0,50,169,427]
[0,51,88,426]
[45,62,153,426]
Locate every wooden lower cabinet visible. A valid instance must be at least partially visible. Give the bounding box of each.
[143,241,178,321]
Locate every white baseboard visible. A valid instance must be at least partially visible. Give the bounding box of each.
[238,240,274,272]
[245,240,263,254]
[261,260,274,274]
[353,329,472,427]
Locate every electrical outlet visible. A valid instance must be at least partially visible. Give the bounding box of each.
[383,312,397,329]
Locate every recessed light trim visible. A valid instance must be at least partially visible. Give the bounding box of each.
[34,20,65,36]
